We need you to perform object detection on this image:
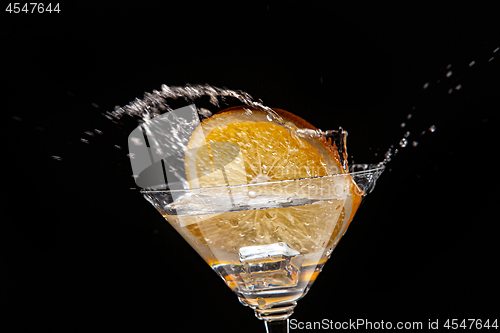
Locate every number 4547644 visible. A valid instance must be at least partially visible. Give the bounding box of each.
[444,319,498,329]
[6,3,60,13]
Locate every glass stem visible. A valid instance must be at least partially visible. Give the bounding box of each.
[254,302,296,333]
[264,319,289,333]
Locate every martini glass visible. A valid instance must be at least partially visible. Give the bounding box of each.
[141,163,384,333]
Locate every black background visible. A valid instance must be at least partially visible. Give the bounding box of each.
[2,1,499,331]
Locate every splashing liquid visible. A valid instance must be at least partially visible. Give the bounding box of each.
[66,46,496,175]
[377,45,498,166]
[106,84,350,173]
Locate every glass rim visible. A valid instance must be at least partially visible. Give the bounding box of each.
[140,163,385,194]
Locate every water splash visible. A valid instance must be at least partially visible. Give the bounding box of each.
[70,46,497,172]
[108,83,346,140]
[377,45,498,167]
[107,84,350,172]
[106,84,277,123]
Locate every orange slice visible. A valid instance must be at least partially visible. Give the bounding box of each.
[185,106,344,188]
[178,106,361,255]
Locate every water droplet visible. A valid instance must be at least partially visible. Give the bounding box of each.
[446,63,452,69]
[455,84,462,90]
[469,60,476,67]
[52,155,62,161]
[412,141,419,147]
[404,131,410,138]
[198,108,212,118]
[429,125,436,132]
[248,190,258,199]
[84,131,94,136]
[257,297,266,307]
[266,114,273,122]
[384,149,392,162]
[446,71,453,78]
[494,47,499,53]
[91,102,99,108]
[94,129,103,134]
[448,88,453,94]
[400,122,406,128]
[114,145,122,149]
[80,138,89,144]
[407,113,412,119]
[488,56,494,62]
[423,82,430,89]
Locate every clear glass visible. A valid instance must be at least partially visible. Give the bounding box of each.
[141,164,384,332]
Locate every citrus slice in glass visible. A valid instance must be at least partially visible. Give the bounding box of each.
[182,106,362,254]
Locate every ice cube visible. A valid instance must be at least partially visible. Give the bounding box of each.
[238,243,303,291]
